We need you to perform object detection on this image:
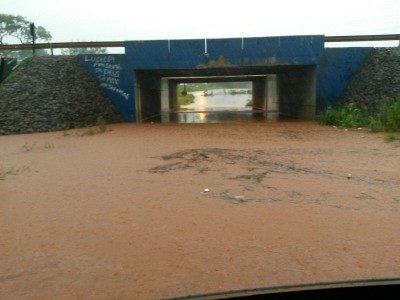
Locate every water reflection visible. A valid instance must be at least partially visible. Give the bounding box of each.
[180,90,251,112]
[171,89,279,123]
[169,111,279,123]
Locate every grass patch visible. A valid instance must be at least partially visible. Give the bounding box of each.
[0,168,15,180]
[316,102,369,128]
[20,141,54,151]
[177,83,225,93]
[178,93,195,106]
[384,134,400,143]
[21,142,37,152]
[370,97,400,132]
[42,142,54,150]
[63,116,109,136]
[2,57,33,84]
[86,127,95,136]
[95,116,107,133]
[317,97,400,132]
[0,165,30,180]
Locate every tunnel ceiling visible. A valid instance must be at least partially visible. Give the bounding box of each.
[135,64,316,83]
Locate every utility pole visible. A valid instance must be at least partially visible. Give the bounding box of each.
[30,23,36,56]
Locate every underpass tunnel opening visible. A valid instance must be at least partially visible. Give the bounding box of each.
[134,66,316,123]
[164,76,279,123]
[171,79,255,123]
[175,81,253,112]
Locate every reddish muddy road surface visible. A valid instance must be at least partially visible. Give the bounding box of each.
[1,122,399,299]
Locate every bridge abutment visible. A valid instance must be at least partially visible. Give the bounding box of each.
[278,66,316,120]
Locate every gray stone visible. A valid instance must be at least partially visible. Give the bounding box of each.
[0,56,122,135]
[339,48,400,113]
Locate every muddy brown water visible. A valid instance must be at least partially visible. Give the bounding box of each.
[1,122,399,299]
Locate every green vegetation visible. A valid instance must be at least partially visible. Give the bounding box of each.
[178,93,195,106]
[0,14,52,59]
[43,142,54,149]
[176,83,253,107]
[21,142,37,152]
[228,89,251,95]
[316,102,369,128]
[178,85,195,106]
[177,85,195,106]
[369,97,400,132]
[177,83,226,94]
[317,97,400,132]
[63,116,109,136]
[245,99,253,107]
[20,141,54,151]
[0,14,52,44]
[95,116,107,133]
[384,134,400,143]
[203,90,213,96]
[0,165,30,181]
[86,127,95,136]
[61,46,108,55]
[0,168,14,180]
[16,56,33,68]
[1,57,33,84]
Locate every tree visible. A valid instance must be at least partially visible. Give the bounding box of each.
[61,46,108,55]
[0,14,52,44]
[0,14,52,58]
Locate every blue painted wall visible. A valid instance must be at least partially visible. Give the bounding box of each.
[241,36,324,65]
[79,36,375,121]
[316,47,373,112]
[125,35,325,69]
[78,54,135,121]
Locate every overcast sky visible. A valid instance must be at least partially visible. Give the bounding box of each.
[2,0,400,46]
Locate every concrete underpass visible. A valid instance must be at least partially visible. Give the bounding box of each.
[134,65,317,123]
[78,36,331,122]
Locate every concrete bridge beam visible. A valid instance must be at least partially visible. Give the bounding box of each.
[252,75,279,118]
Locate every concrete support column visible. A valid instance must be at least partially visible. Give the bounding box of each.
[134,77,142,122]
[161,78,170,122]
[267,75,279,112]
[168,81,178,122]
[278,67,316,120]
[252,77,267,111]
[266,75,279,121]
[262,76,269,112]
[134,72,162,122]
[301,68,316,120]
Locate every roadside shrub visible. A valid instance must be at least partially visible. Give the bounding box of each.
[177,93,195,106]
[370,97,400,132]
[317,102,369,128]
[384,134,400,142]
[318,97,400,132]
[95,116,107,133]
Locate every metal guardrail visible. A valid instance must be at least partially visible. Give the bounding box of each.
[0,34,398,51]
[325,34,400,42]
[0,41,125,51]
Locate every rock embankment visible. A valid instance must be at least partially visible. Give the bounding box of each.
[339,47,400,113]
[0,56,121,135]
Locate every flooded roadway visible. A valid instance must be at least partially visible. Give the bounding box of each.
[163,90,279,123]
